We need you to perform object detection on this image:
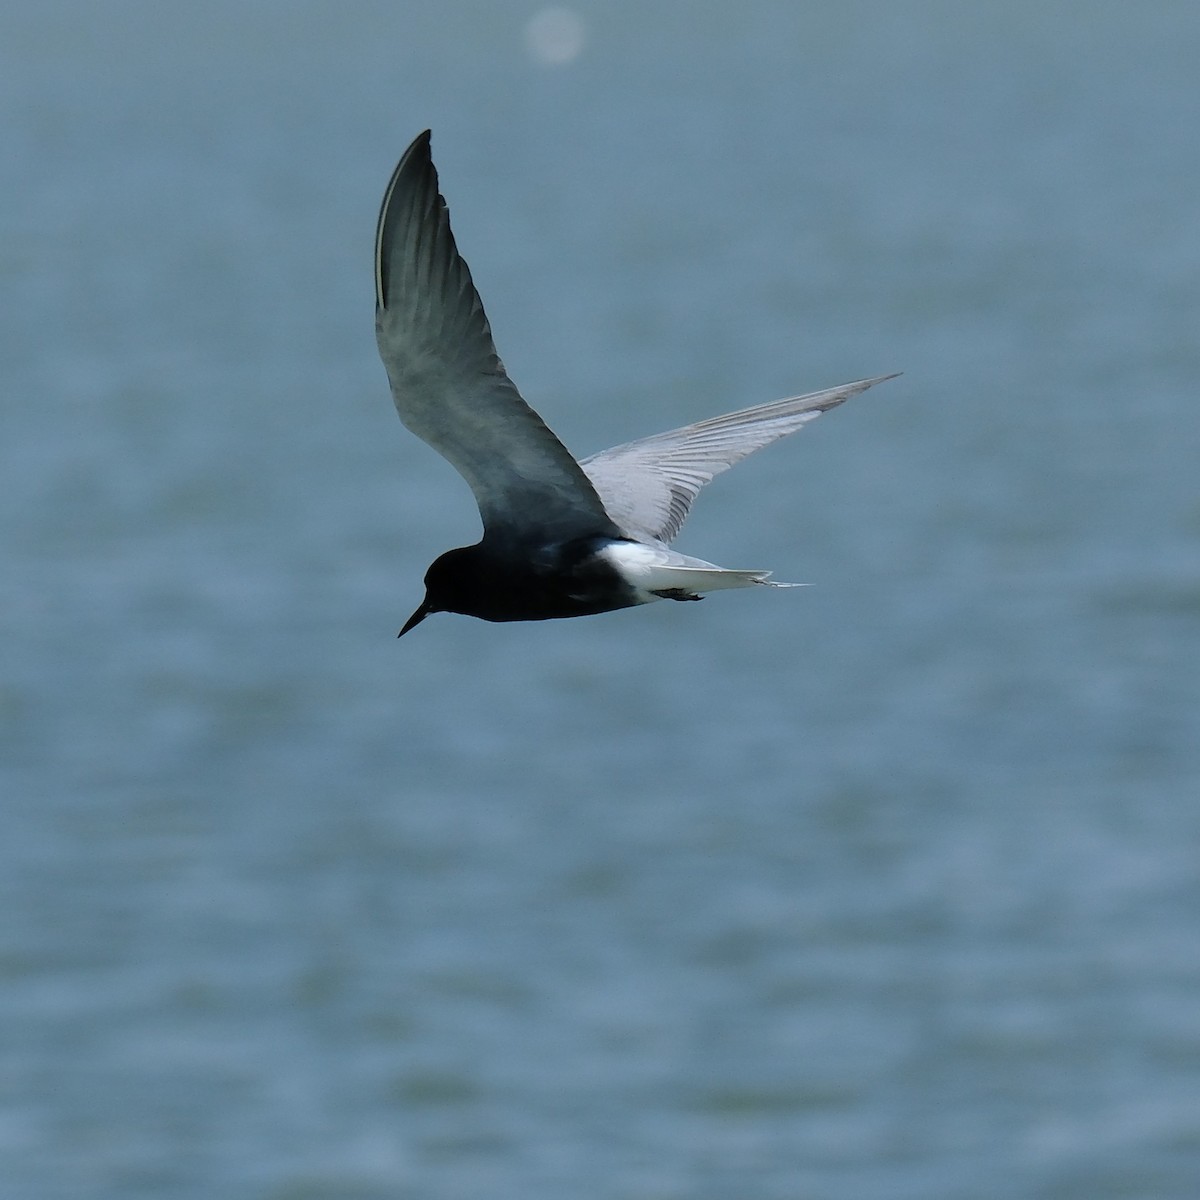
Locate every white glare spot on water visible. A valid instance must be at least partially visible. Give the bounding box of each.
[525,7,586,66]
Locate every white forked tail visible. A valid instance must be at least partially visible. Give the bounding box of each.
[650,566,801,592]
[598,541,802,602]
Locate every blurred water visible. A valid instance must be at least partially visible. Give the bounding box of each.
[2,3,1199,1198]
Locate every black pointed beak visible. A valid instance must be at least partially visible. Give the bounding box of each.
[398,599,432,638]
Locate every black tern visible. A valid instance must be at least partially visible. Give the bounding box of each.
[375,131,895,637]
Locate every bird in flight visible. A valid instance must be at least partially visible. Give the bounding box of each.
[374,131,895,637]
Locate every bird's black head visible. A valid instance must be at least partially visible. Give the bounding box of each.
[397,546,482,637]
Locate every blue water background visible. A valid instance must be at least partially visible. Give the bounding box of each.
[3,3,1199,1197]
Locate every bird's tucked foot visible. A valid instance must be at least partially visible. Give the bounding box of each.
[651,588,704,602]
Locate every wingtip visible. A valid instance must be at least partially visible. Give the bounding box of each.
[824,371,901,409]
[375,129,440,311]
[790,371,902,417]
[852,371,902,391]
[385,129,435,188]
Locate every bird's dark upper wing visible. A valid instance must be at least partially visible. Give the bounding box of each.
[375,131,618,545]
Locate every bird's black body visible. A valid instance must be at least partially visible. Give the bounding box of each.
[400,534,643,634]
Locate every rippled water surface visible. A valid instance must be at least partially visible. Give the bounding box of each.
[3,3,1199,1197]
